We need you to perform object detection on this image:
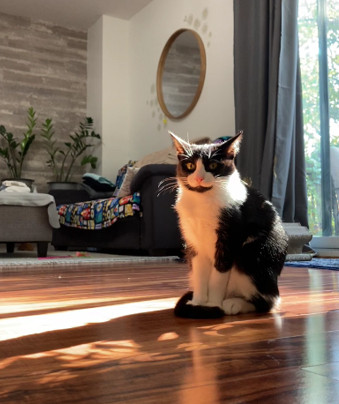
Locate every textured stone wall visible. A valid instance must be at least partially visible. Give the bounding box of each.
[0,12,87,191]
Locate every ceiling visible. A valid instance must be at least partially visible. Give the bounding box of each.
[0,0,154,30]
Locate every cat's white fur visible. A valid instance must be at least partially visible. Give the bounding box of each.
[175,147,259,315]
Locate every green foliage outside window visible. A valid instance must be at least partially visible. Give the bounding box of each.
[298,0,339,235]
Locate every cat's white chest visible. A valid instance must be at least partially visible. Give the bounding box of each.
[176,190,221,258]
[175,172,247,259]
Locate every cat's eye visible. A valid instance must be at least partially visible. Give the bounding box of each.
[208,162,219,171]
[184,162,196,171]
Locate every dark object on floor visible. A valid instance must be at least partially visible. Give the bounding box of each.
[17,242,35,251]
[285,258,339,270]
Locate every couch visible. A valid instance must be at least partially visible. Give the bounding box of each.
[51,164,183,256]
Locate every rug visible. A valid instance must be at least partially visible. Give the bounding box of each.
[285,258,339,271]
[0,250,179,271]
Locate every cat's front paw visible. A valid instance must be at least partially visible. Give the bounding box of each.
[223,299,242,315]
[175,291,208,307]
[222,297,255,315]
[189,297,208,306]
[174,291,224,319]
[223,298,256,315]
[205,300,223,309]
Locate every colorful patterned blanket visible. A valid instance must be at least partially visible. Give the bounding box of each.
[57,192,141,230]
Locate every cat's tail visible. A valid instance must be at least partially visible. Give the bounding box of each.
[174,291,225,319]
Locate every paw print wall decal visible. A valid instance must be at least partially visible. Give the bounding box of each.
[184,7,212,48]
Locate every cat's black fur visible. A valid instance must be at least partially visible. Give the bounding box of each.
[170,132,288,318]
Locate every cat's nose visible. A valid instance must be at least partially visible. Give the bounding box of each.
[195,176,203,184]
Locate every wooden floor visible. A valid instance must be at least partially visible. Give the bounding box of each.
[0,261,339,404]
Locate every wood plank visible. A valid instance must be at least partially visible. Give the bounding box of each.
[0,263,338,403]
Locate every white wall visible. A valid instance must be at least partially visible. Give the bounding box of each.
[129,0,235,161]
[87,17,103,173]
[87,16,130,179]
[88,0,234,179]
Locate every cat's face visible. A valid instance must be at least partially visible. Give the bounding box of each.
[170,132,243,193]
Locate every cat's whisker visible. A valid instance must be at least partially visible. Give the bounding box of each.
[158,177,176,187]
[157,184,178,196]
[213,178,225,186]
[177,177,189,186]
[157,177,178,196]
[158,180,177,190]
[158,183,177,192]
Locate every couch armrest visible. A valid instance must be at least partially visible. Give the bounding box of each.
[130,164,176,194]
[129,163,181,252]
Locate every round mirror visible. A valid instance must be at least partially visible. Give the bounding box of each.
[156,29,206,120]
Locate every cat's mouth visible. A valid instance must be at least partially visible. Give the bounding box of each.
[184,184,213,193]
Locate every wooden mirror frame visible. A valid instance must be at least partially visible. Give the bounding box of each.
[156,29,206,120]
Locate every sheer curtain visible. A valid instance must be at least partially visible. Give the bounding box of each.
[233,0,308,227]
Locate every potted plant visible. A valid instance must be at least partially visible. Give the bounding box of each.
[41,116,101,182]
[0,107,37,188]
[40,116,101,204]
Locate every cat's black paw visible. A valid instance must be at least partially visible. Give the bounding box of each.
[174,291,225,319]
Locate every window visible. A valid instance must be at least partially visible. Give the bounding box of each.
[298,0,339,254]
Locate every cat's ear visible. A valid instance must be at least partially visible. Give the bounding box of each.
[169,131,190,156]
[218,131,243,159]
[227,130,243,158]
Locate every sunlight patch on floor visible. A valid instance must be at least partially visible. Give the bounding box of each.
[0,298,177,341]
[0,296,128,315]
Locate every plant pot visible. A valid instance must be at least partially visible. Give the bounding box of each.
[48,182,89,205]
[48,181,83,192]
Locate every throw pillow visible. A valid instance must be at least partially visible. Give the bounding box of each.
[134,145,177,168]
[113,160,136,197]
[116,167,140,198]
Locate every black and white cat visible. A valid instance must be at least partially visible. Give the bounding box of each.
[169,131,288,318]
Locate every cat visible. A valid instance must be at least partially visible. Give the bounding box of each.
[168,131,288,318]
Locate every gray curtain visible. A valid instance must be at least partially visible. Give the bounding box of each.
[234,0,308,227]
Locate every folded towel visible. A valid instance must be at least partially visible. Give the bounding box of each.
[3,185,31,193]
[82,173,115,192]
[82,173,115,186]
[1,180,31,193]
[2,180,30,188]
